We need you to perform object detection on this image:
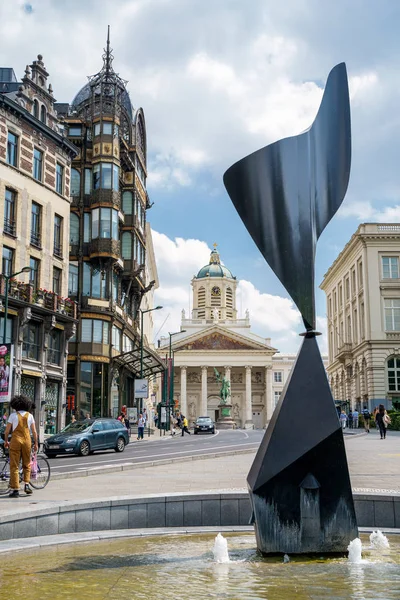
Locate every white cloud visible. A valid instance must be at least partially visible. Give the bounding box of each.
[338,201,400,222]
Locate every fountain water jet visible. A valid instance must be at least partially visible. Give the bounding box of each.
[370,530,390,549]
[347,538,363,563]
[213,533,230,563]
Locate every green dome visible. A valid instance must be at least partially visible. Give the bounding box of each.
[196,248,235,279]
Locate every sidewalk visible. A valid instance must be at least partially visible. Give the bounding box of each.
[0,429,398,516]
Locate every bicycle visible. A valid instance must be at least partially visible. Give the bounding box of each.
[0,449,51,495]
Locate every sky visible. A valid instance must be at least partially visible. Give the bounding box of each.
[1,0,400,353]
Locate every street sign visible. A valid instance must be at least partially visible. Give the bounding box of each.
[134,379,149,398]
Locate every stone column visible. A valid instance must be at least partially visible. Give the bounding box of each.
[180,366,187,417]
[201,366,208,416]
[265,365,273,424]
[224,365,231,384]
[245,365,254,429]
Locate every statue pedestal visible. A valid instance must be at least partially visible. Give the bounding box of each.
[216,404,236,430]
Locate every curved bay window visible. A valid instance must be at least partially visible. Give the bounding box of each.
[93,163,119,191]
[82,263,107,298]
[81,318,109,344]
[91,208,119,240]
[122,191,133,214]
[80,362,108,418]
[70,168,81,196]
[70,213,79,245]
[122,231,132,259]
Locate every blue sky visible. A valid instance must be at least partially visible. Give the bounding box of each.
[1,0,400,352]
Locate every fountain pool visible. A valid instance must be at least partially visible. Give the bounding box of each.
[0,532,399,599]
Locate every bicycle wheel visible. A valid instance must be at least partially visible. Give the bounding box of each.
[0,459,10,495]
[30,455,50,489]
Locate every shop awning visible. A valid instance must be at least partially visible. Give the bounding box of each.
[112,343,166,378]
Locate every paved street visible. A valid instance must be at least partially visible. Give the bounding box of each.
[0,428,399,517]
[45,428,264,476]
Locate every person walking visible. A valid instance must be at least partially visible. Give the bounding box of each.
[375,404,390,439]
[339,410,347,430]
[3,395,38,498]
[352,409,359,429]
[181,415,191,436]
[348,411,353,429]
[137,413,145,440]
[362,406,371,432]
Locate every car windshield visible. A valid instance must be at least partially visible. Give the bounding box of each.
[60,420,93,434]
[197,418,212,423]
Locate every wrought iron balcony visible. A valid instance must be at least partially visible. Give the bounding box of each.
[89,238,121,259]
[30,231,41,248]
[90,188,121,209]
[3,218,16,236]
[53,243,63,258]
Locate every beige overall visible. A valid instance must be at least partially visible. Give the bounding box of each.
[9,413,31,490]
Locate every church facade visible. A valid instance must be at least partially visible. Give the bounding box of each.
[158,247,316,429]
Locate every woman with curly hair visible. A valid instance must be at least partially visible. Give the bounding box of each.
[3,395,38,497]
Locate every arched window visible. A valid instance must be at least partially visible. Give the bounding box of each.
[70,168,81,196]
[40,105,46,124]
[122,232,132,259]
[33,100,39,119]
[70,213,79,244]
[387,356,400,392]
[122,191,133,215]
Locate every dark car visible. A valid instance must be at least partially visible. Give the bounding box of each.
[43,418,129,458]
[194,416,215,434]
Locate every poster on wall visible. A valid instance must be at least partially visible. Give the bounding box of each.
[0,344,13,403]
[134,379,149,399]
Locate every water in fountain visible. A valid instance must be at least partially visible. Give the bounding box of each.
[347,538,363,563]
[213,533,230,563]
[283,554,290,563]
[370,530,390,549]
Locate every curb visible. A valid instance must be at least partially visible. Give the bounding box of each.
[49,447,258,481]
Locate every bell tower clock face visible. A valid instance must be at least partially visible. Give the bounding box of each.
[211,286,221,297]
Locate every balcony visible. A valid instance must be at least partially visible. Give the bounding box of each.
[336,342,353,363]
[53,244,63,259]
[3,218,16,237]
[89,238,121,260]
[30,231,41,248]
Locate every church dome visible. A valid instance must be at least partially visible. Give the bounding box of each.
[196,247,235,279]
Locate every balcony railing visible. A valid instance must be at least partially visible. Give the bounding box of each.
[89,238,120,259]
[0,275,78,319]
[53,243,63,258]
[90,188,121,209]
[3,218,16,236]
[30,231,41,248]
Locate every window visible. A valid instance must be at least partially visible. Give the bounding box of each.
[92,163,119,190]
[70,168,80,196]
[40,105,46,124]
[387,357,400,392]
[52,267,62,295]
[2,246,14,277]
[33,148,43,182]
[345,278,350,301]
[7,132,18,166]
[84,168,92,195]
[91,208,119,240]
[382,257,399,279]
[30,202,41,247]
[22,321,40,361]
[274,372,282,383]
[94,123,101,137]
[384,299,400,331]
[102,163,112,189]
[103,122,112,135]
[113,165,119,191]
[274,391,281,407]
[56,163,64,194]
[122,191,133,215]
[29,257,40,289]
[135,155,146,186]
[4,188,16,235]
[70,213,79,245]
[69,125,82,137]
[81,319,109,344]
[33,100,39,119]
[112,272,119,302]
[122,232,132,259]
[351,269,356,295]
[68,264,79,296]
[48,329,61,365]
[360,303,365,339]
[112,325,121,351]
[358,261,363,287]
[82,262,106,298]
[93,164,100,190]
[83,213,90,242]
[114,123,119,138]
[54,215,63,257]
[346,314,352,343]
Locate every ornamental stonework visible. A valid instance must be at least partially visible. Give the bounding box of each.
[178,332,257,351]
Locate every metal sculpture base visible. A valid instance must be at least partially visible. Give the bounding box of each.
[216,404,235,430]
[248,333,358,554]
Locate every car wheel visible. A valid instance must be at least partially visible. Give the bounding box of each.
[194,431,198,435]
[211,429,215,434]
[79,440,90,456]
[115,437,125,452]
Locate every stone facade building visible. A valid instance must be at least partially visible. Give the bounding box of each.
[0,56,78,438]
[159,246,327,428]
[321,223,400,411]
[56,33,164,420]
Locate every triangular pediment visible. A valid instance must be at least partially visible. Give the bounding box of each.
[173,326,276,352]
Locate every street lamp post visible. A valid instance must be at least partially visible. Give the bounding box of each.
[2,267,30,344]
[168,330,186,422]
[138,305,162,417]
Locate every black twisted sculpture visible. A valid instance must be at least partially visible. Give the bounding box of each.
[223,63,358,554]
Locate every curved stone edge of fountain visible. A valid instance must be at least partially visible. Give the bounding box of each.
[0,491,399,543]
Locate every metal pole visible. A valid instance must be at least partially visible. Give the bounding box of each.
[140,309,144,379]
[2,276,9,345]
